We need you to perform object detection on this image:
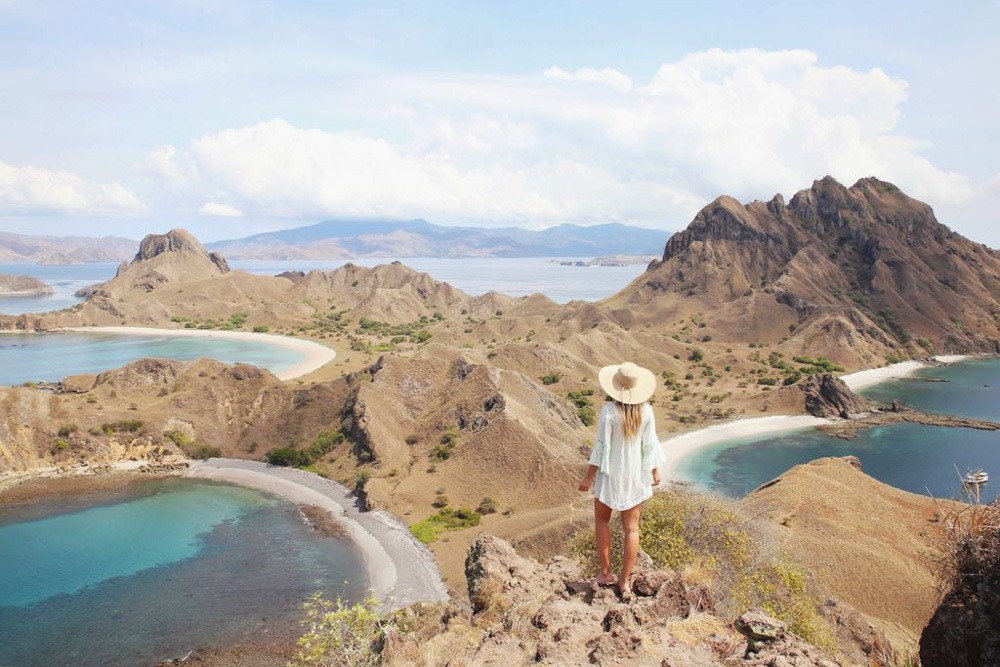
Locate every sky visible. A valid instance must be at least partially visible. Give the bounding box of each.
[1,1,998,245]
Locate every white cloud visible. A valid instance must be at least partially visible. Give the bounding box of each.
[198,201,243,218]
[544,66,632,92]
[148,49,976,228]
[0,160,143,215]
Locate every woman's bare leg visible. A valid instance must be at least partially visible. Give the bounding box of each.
[594,499,615,583]
[618,504,642,595]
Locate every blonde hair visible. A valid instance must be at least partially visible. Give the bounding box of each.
[614,400,643,441]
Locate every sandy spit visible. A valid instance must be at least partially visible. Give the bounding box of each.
[839,355,971,392]
[660,415,830,481]
[59,326,336,380]
[185,459,449,611]
[660,355,974,481]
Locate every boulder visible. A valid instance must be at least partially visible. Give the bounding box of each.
[800,373,871,418]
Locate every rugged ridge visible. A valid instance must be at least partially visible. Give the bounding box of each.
[613,176,1000,365]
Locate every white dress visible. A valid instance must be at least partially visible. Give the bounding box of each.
[589,402,665,511]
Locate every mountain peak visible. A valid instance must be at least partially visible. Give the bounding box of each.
[136,229,230,273]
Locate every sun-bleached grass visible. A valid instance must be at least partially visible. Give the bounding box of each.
[569,486,836,648]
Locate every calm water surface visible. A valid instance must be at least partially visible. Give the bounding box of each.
[0,331,307,385]
[678,357,1000,502]
[0,479,367,667]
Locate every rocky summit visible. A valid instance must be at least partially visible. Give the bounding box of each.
[612,176,1000,365]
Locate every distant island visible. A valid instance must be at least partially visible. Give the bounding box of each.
[556,254,658,267]
[0,274,54,298]
[0,220,669,262]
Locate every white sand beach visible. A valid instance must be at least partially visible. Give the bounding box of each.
[186,459,449,611]
[660,355,973,482]
[61,326,336,380]
[840,355,971,391]
[660,415,830,481]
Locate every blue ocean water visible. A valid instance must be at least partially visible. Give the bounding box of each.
[0,331,306,386]
[0,257,647,315]
[677,357,1000,501]
[0,479,367,667]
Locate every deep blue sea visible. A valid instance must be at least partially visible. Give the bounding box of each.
[0,479,367,667]
[677,357,1000,502]
[0,330,307,386]
[0,257,647,315]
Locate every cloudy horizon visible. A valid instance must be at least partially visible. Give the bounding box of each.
[1,2,997,245]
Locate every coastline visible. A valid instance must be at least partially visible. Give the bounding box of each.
[185,459,449,611]
[660,354,973,482]
[59,326,336,381]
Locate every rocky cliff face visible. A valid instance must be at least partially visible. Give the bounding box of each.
[615,177,1000,364]
[919,505,1000,667]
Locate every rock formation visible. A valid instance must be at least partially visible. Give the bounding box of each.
[799,373,871,418]
[379,534,842,665]
[611,176,1000,364]
[919,504,1000,667]
[0,274,54,297]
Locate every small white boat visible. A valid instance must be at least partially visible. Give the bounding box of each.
[963,469,989,485]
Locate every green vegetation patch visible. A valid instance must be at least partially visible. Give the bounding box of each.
[410,506,481,544]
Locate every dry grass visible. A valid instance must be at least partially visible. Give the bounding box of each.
[934,498,1000,596]
[663,612,734,648]
[569,486,835,647]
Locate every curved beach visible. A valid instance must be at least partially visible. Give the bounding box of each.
[185,459,449,611]
[61,326,337,380]
[660,355,972,482]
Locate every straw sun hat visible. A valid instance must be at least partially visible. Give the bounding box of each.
[598,361,656,405]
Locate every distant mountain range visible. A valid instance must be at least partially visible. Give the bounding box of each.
[206,219,667,259]
[0,220,668,263]
[0,232,138,264]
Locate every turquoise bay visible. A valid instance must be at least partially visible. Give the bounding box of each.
[0,479,367,667]
[0,331,307,385]
[678,357,1000,502]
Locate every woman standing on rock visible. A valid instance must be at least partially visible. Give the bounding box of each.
[578,361,664,598]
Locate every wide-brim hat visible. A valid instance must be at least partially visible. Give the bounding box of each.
[598,361,656,405]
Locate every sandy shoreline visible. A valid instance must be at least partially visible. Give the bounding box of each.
[185,459,449,611]
[59,326,336,380]
[660,354,973,482]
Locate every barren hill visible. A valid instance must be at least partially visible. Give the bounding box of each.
[0,231,136,263]
[743,456,959,648]
[609,177,1000,367]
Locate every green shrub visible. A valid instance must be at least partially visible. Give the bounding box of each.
[410,506,482,544]
[266,447,310,467]
[308,429,345,461]
[101,420,144,436]
[252,325,270,333]
[291,593,386,667]
[689,348,704,362]
[355,468,372,490]
[540,372,563,385]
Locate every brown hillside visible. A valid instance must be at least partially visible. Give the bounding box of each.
[610,177,1000,366]
[742,456,960,648]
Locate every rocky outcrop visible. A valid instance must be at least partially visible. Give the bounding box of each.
[0,274,54,297]
[919,507,1000,667]
[800,373,871,418]
[612,176,1000,363]
[383,534,841,666]
[135,229,230,273]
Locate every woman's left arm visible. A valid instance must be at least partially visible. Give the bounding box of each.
[641,405,665,486]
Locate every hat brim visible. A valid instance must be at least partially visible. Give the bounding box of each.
[598,363,657,405]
